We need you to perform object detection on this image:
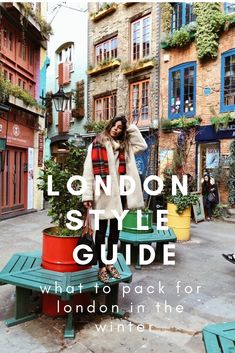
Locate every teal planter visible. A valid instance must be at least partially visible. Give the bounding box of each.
[123,210,153,233]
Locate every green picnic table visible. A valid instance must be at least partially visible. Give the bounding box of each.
[0,251,132,338]
[203,321,235,353]
[118,226,177,269]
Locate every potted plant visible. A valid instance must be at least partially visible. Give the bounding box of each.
[122,207,153,233]
[38,142,90,316]
[38,142,88,271]
[167,193,199,241]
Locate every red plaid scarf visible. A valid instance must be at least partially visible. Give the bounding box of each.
[92,139,126,185]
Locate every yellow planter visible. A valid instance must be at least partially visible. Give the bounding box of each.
[167,203,191,241]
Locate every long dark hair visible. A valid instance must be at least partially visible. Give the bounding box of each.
[202,174,211,194]
[104,115,128,141]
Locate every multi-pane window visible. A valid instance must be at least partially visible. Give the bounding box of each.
[224,2,235,14]
[171,3,196,32]
[221,49,235,112]
[57,44,74,67]
[130,80,150,122]
[169,62,196,119]
[95,37,117,65]
[132,15,151,61]
[94,93,117,121]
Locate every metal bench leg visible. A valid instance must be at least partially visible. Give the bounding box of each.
[156,242,168,263]
[5,287,38,327]
[64,297,75,339]
[135,245,141,270]
[105,284,125,318]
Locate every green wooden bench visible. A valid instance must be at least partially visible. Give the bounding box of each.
[0,251,132,339]
[118,226,177,269]
[203,322,235,353]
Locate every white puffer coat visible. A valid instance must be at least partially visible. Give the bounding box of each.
[82,124,147,219]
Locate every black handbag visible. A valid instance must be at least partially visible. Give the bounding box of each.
[76,211,97,266]
[208,191,216,203]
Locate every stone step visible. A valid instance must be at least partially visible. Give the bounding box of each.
[228,208,235,216]
[222,216,235,224]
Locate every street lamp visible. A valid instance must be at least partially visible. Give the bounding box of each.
[52,86,70,112]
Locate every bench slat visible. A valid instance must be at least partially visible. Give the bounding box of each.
[219,337,235,352]
[203,331,222,353]
[0,252,132,295]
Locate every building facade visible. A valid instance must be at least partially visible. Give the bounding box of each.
[159,2,235,204]
[87,2,161,179]
[46,2,88,164]
[0,2,49,219]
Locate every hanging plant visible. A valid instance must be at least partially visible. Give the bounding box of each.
[161,116,202,132]
[193,3,225,60]
[20,3,53,37]
[161,3,172,33]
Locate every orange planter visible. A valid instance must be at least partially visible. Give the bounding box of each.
[41,227,91,317]
[42,227,90,272]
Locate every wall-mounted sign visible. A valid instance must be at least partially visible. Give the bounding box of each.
[204,87,212,96]
[38,133,44,167]
[206,146,219,168]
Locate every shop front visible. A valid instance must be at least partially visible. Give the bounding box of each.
[196,125,235,203]
[0,112,35,218]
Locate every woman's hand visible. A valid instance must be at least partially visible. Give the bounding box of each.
[83,201,93,209]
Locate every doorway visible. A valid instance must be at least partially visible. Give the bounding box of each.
[0,147,27,214]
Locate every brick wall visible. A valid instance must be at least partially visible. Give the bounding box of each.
[159,28,235,124]
[88,2,160,125]
[159,25,235,202]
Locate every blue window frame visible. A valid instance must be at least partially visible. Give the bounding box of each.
[224,2,235,14]
[171,3,196,32]
[168,62,196,119]
[221,49,235,112]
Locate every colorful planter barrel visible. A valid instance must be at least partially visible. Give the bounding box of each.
[167,203,191,241]
[42,227,89,272]
[123,210,153,233]
[41,227,91,317]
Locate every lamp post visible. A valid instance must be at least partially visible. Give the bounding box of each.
[52,86,70,112]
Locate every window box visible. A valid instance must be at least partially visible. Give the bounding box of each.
[91,4,118,22]
[123,59,155,76]
[72,107,84,119]
[87,59,121,76]
[8,95,44,116]
[161,116,201,132]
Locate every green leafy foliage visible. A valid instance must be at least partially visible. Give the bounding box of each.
[168,193,199,214]
[38,143,86,236]
[161,3,173,33]
[211,113,235,131]
[193,3,225,59]
[84,120,108,133]
[0,76,40,108]
[212,203,229,218]
[161,117,202,132]
[20,2,53,36]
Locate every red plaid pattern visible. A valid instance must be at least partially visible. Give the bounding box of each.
[92,140,126,185]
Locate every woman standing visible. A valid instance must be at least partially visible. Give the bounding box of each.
[82,116,147,283]
[201,173,218,221]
